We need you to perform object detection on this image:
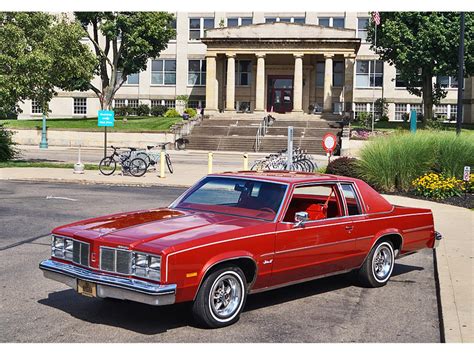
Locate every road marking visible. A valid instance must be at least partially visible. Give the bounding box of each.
[46,195,78,201]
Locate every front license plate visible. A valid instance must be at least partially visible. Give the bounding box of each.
[77,279,97,298]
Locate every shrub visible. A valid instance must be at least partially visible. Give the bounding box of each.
[358,131,474,192]
[0,124,18,162]
[114,106,128,117]
[164,108,181,118]
[358,111,372,129]
[136,104,150,116]
[184,108,197,118]
[412,173,464,200]
[150,105,167,117]
[325,157,361,178]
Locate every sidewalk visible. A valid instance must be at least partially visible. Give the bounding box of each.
[0,167,472,342]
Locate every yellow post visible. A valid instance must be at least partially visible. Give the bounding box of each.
[243,153,249,170]
[160,150,165,178]
[208,152,213,174]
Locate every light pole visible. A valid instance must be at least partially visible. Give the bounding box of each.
[39,112,48,149]
[456,12,465,136]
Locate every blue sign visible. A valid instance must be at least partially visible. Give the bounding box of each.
[98,110,115,127]
[410,109,417,133]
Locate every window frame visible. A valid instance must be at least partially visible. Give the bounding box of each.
[357,17,369,41]
[333,60,344,87]
[188,59,207,86]
[189,17,214,41]
[318,16,345,28]
[355,60,384,88]
[265,16,306,24]
[31,99,42,115]
[339,183,363,216]
[151,59,177,86]
[227,17,253,27]
[236,60,252,86]
[73,98,87,115]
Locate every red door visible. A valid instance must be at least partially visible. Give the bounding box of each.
[269,184,357,287]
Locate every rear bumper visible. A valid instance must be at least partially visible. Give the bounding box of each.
[433,231,443,249]
[39,259,176,306]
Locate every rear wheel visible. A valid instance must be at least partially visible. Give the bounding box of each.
[192,266,247,328]
[358,240,395,287]
[129,158,147,177]
[165,154,173,173]
[99,157,116,175]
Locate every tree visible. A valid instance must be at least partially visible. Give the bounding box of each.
[74,12,176,110]
[366,12,474,122]
[0,12,97,116]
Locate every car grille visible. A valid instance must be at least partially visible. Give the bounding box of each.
[72,240,90,267]
[100,247,132,274]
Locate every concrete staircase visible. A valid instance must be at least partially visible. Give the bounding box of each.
[183,113,343,155]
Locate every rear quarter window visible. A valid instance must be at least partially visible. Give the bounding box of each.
[340,183,362,216]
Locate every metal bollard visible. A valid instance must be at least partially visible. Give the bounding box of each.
[243,153,249,170]
[208,152,213,174]
[160,150,165,178]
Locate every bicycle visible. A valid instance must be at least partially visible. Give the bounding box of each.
[99,146,148,177]
[135,142,174,174]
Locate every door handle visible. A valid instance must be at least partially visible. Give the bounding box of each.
[345,225,354,231]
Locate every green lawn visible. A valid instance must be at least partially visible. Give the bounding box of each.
[350,121,474,135]
[0,116,182,132]
[0,161,100,170]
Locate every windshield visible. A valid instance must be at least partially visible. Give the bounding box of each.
[173,177,287,221]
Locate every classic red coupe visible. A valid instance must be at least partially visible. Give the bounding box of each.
[39,171,441,328]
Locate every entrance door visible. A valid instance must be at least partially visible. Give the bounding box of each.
[267,76,293,113]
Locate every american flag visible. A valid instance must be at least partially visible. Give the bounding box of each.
[372,11,381,25]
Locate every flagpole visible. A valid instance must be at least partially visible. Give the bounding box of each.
[372,21,377,132]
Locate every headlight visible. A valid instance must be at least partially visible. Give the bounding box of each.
[51,235,73,261]
[131,252,161,281]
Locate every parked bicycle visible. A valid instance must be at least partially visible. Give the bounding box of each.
[99,146,148,177]
[251,147,316,172]
[135,142,174,174]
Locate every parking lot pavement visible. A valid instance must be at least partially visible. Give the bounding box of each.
[0,181,441,342]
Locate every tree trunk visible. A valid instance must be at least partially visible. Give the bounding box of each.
[422,69,433,123]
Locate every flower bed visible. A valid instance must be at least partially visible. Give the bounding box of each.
[350,128,387,140]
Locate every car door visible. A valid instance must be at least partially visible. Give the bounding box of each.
[270,183,356,287]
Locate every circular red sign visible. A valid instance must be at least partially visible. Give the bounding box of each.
[322,133,337,153]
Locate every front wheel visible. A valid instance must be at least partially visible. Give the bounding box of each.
[192,266,247,328]
[165,154,173,174]
[99,157,116,175]
[128,157,147,177]
[358,240,395,287]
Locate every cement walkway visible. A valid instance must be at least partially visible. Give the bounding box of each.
[0,167,472,342]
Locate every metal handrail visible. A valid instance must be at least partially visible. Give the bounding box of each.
[254,116,269,152]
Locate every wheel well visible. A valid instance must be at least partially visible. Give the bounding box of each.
[204,258,257,286]
[377,234,403,254]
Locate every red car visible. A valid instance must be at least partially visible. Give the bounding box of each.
[39,171,442,328]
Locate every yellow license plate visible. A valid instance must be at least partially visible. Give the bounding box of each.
[77,279,97,298]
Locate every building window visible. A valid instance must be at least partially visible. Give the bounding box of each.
[236,101,251,112]
[354,103,371,119]
[236,60,252,86]
[114,99,126,108]
[169,18,177,40]
[357,17,369,41]
[188,100,206,109]
[333,61,344,87]
[227,17,252,27]
[188,59,206,86]
[450,105,457,120]
[126,73,139,85]
[318,17,345,28]
[437,76,458,88]
[73,98,87,115]
[316,62,325,87]
[434,104,448,120]
[410,104,423,116]
[395,68,406,88]
[356,60,383,87]
[127,99,139,108]
[151,59,176,85]
[31,99,42,114]
[265,17,305,23]
[189,17,214,40]
[151,99,176,108]
[394,104,408,121]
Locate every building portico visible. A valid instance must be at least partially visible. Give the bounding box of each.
[202,22,360,115]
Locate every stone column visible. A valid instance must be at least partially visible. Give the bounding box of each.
[255,53,266,112]
[293,54,304,112]
[205,54,218,112]
[225,54,236,111]
[323,54,334,113]
[344,54,356,113]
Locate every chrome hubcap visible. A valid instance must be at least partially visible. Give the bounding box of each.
[372,245,393,281]
[210,274,242,318]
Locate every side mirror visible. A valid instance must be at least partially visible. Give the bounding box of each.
[294,211,309,228]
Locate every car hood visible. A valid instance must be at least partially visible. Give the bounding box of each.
[52,207,266,250]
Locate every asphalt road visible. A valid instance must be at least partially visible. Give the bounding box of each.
[0,181,441,342]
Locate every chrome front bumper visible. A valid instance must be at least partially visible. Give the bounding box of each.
[433,231,443,248]
[39,259,176,306]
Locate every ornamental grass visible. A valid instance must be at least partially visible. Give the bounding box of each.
[357,131,474,192]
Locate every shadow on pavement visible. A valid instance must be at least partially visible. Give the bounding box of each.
[37,262,423,335]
